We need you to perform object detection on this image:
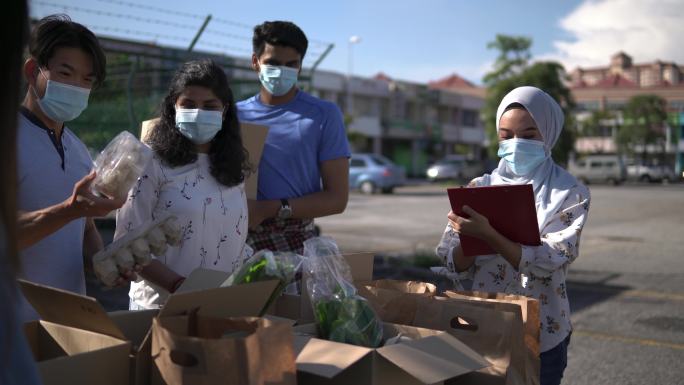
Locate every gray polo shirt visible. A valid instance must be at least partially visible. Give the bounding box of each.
[17,108,93,321]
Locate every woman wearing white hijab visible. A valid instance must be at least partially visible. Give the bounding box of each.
[435,86,590,385]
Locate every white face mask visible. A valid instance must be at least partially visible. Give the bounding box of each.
[258,64,299,96]
[175,108,224,144]
[497,138,548,176]
[33,68,91,122]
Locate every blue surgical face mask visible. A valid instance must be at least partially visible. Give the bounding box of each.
[175,108,224,144]
[258,64,298,96]
[497,138,548,176]
[33,68,90,122]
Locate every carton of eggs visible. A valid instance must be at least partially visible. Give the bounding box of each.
[92,214,181,287]
[92,131,153,200]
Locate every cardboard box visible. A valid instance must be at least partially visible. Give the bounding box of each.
[19,279,280,385]
[20,279,156,385]
[141,118,268,200]
[24,319,130,385]
[293,322,489,385]
[176,252,376,324]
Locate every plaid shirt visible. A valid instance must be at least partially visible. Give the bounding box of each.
[247,217,316,255]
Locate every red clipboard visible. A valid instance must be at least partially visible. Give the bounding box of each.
[447,184,541,256]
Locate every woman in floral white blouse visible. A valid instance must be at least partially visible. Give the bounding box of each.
[435,86,590,385]
[115,60,251,310]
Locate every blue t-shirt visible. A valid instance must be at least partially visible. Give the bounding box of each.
[237,90,350,201]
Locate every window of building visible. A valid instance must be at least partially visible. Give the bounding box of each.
[606,101,627,111]
[461,109,478,127]
[668,100,684,111]
[576,101,600,111]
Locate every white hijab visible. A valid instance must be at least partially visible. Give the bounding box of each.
[480,86,577,231]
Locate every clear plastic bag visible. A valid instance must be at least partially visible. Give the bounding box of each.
[224,249,304,315]
[303,236,383,348]
[225,249,303,287]
[92,131,153,200]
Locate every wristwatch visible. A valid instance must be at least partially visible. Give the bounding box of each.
[277,199,293,219]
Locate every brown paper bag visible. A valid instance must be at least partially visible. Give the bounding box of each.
[413,297,526,385]
[356,285,525,385]
[356,284,433,325]
[152,314,296,385]
[445,291,540,385]
[356,279,438,295]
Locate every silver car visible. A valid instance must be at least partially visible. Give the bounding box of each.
[568,155,627,185]
[426,156,483,182]
[349,154,406,194]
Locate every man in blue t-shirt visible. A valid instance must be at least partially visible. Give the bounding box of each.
[238,21,351,253]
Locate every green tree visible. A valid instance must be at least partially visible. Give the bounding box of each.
[579,110,616,138]
[482,35,576,165]
[617,94,668,160]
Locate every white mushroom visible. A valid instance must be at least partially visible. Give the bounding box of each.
[113,247,135,272]
[92,131,152,200]
[160,217,182,246]
[93,253,119,287]
[146,227,168,256]
[130,238,152,266]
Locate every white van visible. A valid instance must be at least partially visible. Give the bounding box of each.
[568,155,627,185]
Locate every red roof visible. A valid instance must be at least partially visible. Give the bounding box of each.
[573,74,637,89]
[373,72,393,82]
[428,73,476,89]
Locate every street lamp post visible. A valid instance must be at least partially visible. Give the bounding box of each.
[347,35,361,119]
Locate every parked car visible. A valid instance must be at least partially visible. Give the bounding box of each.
[568,155,627,185]
[626,160,676,183]
[426,156,483,182]
[349,153,406,194]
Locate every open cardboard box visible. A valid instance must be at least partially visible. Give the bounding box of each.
[24,319,130,385]
[141,118,268,200]
[293,322,489,385]
[19,278,280,385]
[176,252,376,324]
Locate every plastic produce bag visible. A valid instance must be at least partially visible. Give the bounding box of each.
[92,131,153,200]
[303,236,383,348]
[224,250,303,315]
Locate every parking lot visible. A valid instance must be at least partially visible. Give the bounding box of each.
[318,182,684,385]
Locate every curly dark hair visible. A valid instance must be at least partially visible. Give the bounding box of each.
[147,59,250,187]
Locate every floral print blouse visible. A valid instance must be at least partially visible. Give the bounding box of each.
[434,177,590,352]
[115,153,250,309]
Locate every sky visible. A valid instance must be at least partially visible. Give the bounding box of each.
[28,0,684,85]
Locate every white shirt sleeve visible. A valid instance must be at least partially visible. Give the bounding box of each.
[519,184,591,278]
[114,156,163,241]
[433,176,485,283]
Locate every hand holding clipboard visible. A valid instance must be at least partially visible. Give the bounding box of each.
[447,184,541,257]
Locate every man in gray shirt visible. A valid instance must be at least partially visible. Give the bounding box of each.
[17,15,134,320]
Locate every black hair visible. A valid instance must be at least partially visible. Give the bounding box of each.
[147,59,250,187]
[252,21,308,61]
[29,14,106,87]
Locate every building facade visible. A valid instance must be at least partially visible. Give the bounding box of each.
[569,52,684,173]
